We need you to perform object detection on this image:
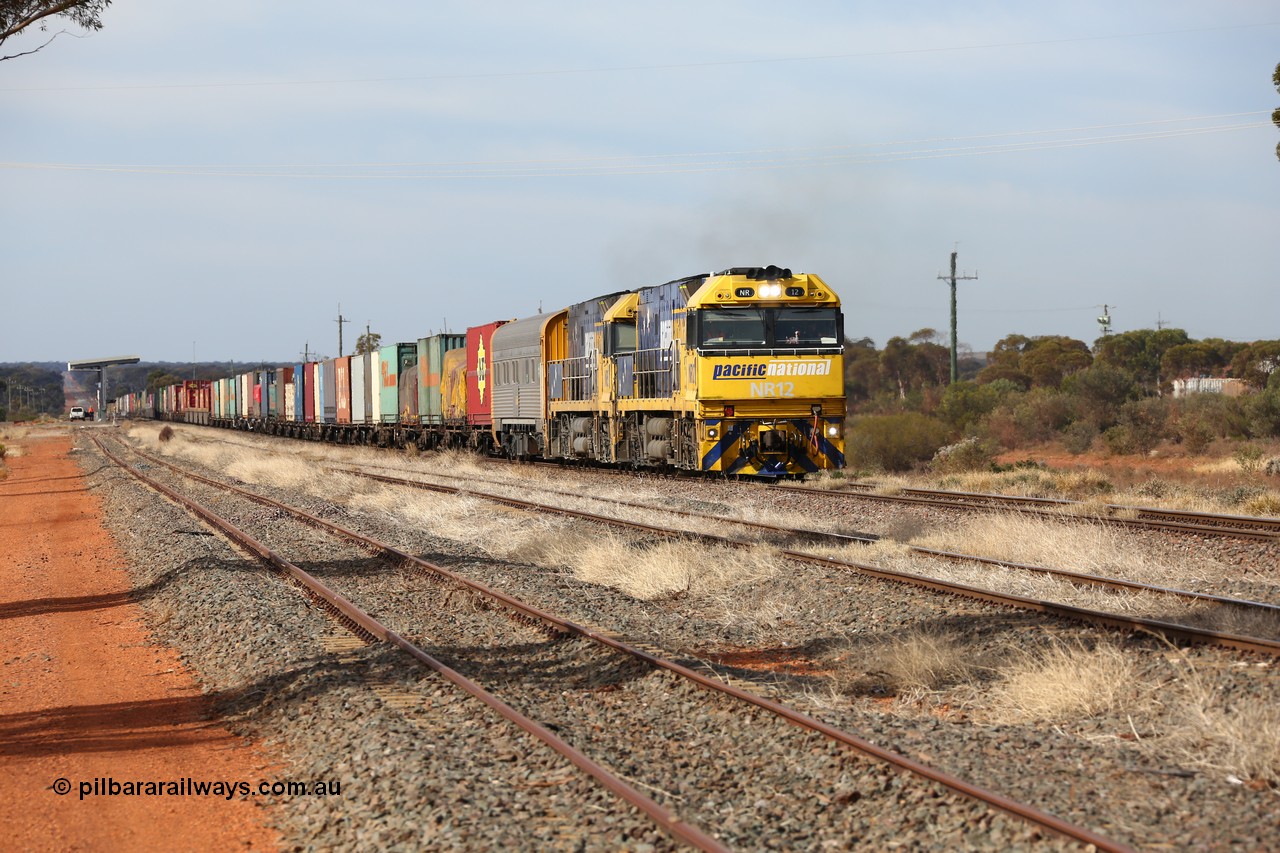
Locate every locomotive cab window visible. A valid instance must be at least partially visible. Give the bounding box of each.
[694,306,841,349]
[699,307,767,347]
[605,322,637,355]
[776,307,840,346]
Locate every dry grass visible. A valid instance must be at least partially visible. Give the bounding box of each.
[832,628,984,699]
[909,512,1227,592]
[976,641,1280,784]
[986,640,1139,722]
[1160,661,1280,784]
[550,536,781,602]
[939,468,1114,501]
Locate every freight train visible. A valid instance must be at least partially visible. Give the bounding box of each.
[116,267,846,477]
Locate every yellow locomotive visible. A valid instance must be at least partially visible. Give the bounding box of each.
[539,266,845,476]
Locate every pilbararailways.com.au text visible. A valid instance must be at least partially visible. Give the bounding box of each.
[53,777,342,800]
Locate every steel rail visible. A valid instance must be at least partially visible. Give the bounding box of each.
[91,437,731,853]
[776,482,1280,541]
[336,462,1280,618]
[318,464,1280,658]
[103,437,1134,852]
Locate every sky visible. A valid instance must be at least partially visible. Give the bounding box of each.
[3,1,1278,364]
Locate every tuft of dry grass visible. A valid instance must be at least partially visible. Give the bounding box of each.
[1243,492,1280,518]
[551,536,782,602]
[939,468,1115,501]
[1157,659,1280,785]
[908,512,1234,593]
[986,640,1138,723]
[832,628,984,699]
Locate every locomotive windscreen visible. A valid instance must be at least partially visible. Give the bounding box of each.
[696,306,841,349]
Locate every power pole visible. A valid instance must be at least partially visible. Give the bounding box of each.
[335,305,350,357]
[1097,305,1114,338]
[937,250,978,384]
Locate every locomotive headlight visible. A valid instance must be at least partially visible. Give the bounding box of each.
[707,427,718,438]
[826,424,840,437]
[760,283,783,298]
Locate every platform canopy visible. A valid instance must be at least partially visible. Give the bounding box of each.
[66,356,141,417]
[67,355,141,371]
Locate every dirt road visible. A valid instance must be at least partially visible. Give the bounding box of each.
[0,428,279,851]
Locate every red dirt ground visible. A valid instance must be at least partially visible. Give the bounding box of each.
[0,429,280,852]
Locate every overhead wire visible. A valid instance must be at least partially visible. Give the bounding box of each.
[2,20,1276,94]
[1,115,1268,180]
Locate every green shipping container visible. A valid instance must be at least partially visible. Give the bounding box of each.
[416,333,465,425]
[378,343,418,424]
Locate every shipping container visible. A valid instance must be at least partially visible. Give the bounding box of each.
[304,362,318,422]
[366,350,379,424]
[240,372,254,418]
[377,343,417,424]
[265,369,279,419]
[321,358,338,423]
[350,353,368,424]
[280,367,295,421]
[440,347,467,421]
[416,333,465,425]
[334,356,352,424]
[291,363,305,422]
[465,321,509,427]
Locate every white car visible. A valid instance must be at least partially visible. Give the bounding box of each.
[69,406,86,420]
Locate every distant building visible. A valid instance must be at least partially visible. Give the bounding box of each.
[1171,377,1247,398]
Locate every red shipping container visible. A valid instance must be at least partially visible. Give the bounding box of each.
[335,356,352,424]
[303,362,318,423]
[466,321,509,427]
[182,380,211,413]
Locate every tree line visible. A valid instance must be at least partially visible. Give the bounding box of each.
[843,328,1280,471]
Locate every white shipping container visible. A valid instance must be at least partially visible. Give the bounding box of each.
[284,380,296,420]
[351,353,368,424]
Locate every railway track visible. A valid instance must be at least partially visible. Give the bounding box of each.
[305,459,1280,657]
[344,460,1280,622]
[778,481,1280,542]
[94,433,1133,851]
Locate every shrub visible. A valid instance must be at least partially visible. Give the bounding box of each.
[1061,420,1097,455]
[931,437,997,473]
[1115,398,1169,455]
[1234,444,1266,474]
[1061,364,1138,428]
[1102,424,1135,455]
[1174,415,1215,455]
[846,413,951,472]
[1244,386,1280,438]
[938,380,1020,432]
[158,426,174,443]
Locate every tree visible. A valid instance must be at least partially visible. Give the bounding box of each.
[843,337,882,403]
[354,331,382,356]
[145,369,184,394]
[1020,337,1092,388]
[1094,327,1190,392]
[977,333,1091,389]
[1274,61,1280,162]
[1,1,110,61]
[1229,340,1280,388]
